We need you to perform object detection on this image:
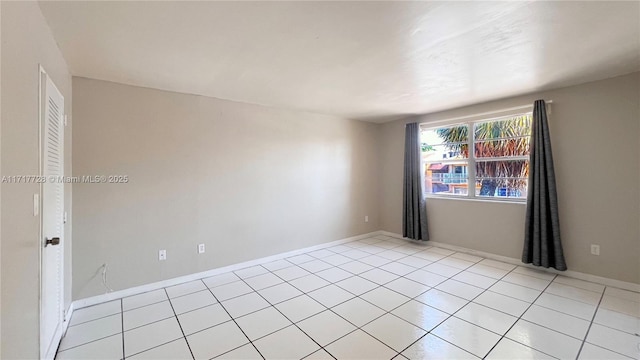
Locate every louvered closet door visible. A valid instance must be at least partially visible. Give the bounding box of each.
[40,71,65,360]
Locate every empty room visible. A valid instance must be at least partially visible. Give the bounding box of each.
[1,1,639,359]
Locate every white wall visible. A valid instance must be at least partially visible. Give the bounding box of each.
[1,2,73,358]
[72,77,380,300]
[380,72,640,284]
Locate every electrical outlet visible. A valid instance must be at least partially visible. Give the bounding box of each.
[590,244,600,256]
[198,244,205,254]
[159,249,167,260]
[365,215,369,223]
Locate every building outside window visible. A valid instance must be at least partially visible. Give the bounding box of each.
[420,113,532,201]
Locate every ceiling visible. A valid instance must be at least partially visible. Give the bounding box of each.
[39,1,640,122]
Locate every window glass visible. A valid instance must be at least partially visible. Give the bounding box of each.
[420,113,532,200]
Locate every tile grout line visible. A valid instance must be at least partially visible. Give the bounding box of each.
[55,317,123,354]
[58,236,636,359]
[393,248,589,359]
[261,250,411,357]
[224,245,616,356]
[375,246,522,357]
[537,282,607,306]
[51,239,490,357]
[115,295,204,358]
[574,287,606,359]
[315,278,413,356]
[68,285,225,329]
[480,271,560,359]
[265,242,423,343]
[66,242,346,334]
[233,240,452,303]
[217,251,593,315]
[201,279,267,360]
[267,242,463,357]
[236,266,338,360]
[162,288,196,360]
[258,248,632,356]
[78,240,582,357]
[71,237,636,319]
[58,240,498,355]
[114,306,190,337]
[391,252,525,359]
[123,280,332,344]
[66,307,128,329]
[120,290,259,358]
[395,254,505,357]
[416,256,605,322]
[212,240,502,357]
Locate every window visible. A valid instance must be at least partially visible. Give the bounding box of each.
[420,113,532,201]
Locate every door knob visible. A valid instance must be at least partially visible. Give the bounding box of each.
[45,237,60,246]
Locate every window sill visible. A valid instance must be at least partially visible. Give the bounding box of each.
[424,195,527,205]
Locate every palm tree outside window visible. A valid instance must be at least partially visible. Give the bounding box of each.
[420,113,532,200]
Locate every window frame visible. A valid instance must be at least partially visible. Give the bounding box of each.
[420,111,533,203]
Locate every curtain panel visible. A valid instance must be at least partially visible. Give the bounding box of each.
[523,100,567,270]
[403,122,429,241]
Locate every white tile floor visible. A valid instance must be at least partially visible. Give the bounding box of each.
[56,235,640,360]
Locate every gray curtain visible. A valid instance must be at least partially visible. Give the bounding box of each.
[403,122,429,241]
[523,100,567,270]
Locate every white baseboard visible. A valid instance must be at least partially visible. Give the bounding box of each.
[69,228,638,323]
[380,231,640,293]
[71,231,382,311]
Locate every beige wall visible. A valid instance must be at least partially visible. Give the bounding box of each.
[380,72,640,284]
[72,77,379,300]
[1,2,73,358]
[0,1,3,357]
